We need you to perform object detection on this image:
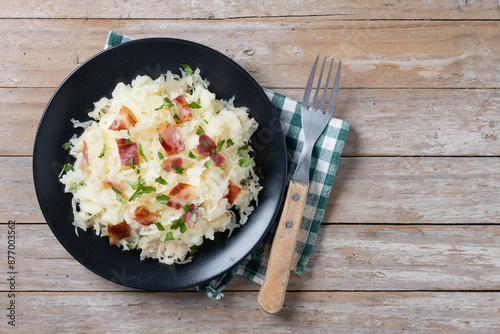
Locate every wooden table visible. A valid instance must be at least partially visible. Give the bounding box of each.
[1,1,500,332]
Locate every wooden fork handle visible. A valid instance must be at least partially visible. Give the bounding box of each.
[258,179,309,314]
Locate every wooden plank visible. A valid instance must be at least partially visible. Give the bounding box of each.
[1,224,499,292]
[0,88,54,156]
[1,0,499,19]
[2,291,499,332]
[5,87,500,157]
[325,88,500,157]
[265,88,500,157]
[326,156,500,224]
[0,158,41,223]
[1,19,500,89]
[3,156,500,224]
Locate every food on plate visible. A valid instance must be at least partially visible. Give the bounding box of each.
[59,65,262,264]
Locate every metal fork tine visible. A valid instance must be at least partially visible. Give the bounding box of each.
[318,58,334,113]
[311,57,326,111]
[302,55,319,108]
[325,60,342,119]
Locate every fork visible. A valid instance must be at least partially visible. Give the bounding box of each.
[257,56,342,313]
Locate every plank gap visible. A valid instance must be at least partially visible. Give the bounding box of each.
[5,289,500,293]
[321,222,500,226]
[1,17,500,22]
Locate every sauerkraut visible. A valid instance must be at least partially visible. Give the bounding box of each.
[59,67,262,264]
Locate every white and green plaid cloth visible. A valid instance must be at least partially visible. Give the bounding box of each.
[105,31,349,299]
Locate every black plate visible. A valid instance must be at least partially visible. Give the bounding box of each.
[33,38,287,291]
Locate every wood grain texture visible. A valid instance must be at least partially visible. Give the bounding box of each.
[2,291,499,332]
[0,158,41,223]
[0,88,54,156]
[1,224,499,292]
[325,156,500,224]
[258,179,309,313]
[1,0,499,19]
[6,156,500,225]
[4,88,500,157]
[1,20,500,89]
[2,1,500,330]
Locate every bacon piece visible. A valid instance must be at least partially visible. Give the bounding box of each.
[81,140,89,171]
[102,180,122,193]
[182,205,205,227]
[225,180,241,205]
[157,122,185,155]
[116,138,139,166]
[133,206,159,226]
[197,133,225,167]
[172,95,193,123]
[182,205,205,228]
[161,157,183,173]
[166,183,195,210]
[108,221,131,246]
[109,105,138,131]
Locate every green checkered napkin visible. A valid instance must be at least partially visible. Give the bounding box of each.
[105,31,349,299]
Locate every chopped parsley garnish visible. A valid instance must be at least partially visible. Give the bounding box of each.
[111,186,121,194]
[129,158,135,169]
[158,151,164,159]
[126,242,135,250]
[181,64,193,75]
[69,181,83,191]
[97,144,107,158]
[129,188,151,202]
[237,142,249,153]
[62,142,71,150]
[125,129,133,143]
[128,177,156,202]
[238,154,252,168]
[171,166,185,175]
[202,140,210,149]
[173,77,180,81]
[58,163,73,178]
[156,194,170,204]
[188,101,201,109]
[217,139,225,152]
[116,193,127,204]
[171,217,187,233]
[156,96,174,110]
[196,126,205,135]
[198,206,206,215]
[226,138,235,148]
[188,151,197,159]
[183,204,192,212]
[191,211,197,223]
[254,166,265,179]
[189,245,200,256]
[173,109,179,121]
[158,133,163,142]
[138,143,148,162]
[154,222,165,231]
[204,159,212,169]
[203,119,208,124]
[155,176,168,185]
[164,231,174,241]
